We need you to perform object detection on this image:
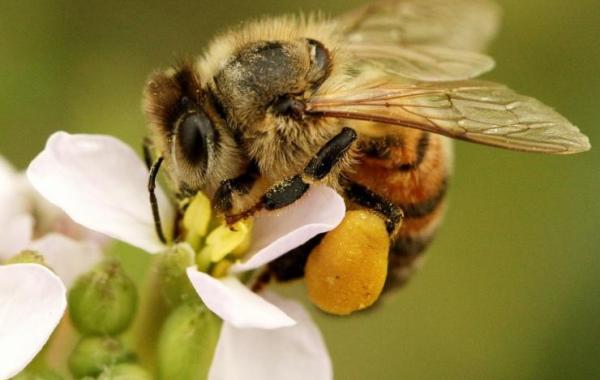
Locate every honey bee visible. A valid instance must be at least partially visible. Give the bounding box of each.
[143,0,590,290]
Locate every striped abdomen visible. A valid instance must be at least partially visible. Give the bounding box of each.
[350,127,453,289]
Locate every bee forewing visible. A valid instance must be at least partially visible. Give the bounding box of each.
[348,44,495,81]
[339,0,501,52]
[307,81,591,154]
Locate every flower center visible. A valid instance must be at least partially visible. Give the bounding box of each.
[180,192,253,277]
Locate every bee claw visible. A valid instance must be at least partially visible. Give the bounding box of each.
[225,203,263,225]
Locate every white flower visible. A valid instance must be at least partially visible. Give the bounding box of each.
[0,156,103,380]
[0,156,34,258]
[0,157,107,257]
[0,264,66,380]
[28,131,346,379]
[208,291,332,380]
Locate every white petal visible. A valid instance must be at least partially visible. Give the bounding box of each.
[186,268,295,329]
[0,156,17,198]
[0,214,33,261]
[0,159,32,234]
[29,234,103,288]
[27,132,173,253]
[209,292,332,380]
[0,264,67,380]
[231,185,345,273]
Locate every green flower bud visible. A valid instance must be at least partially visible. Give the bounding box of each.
[97,363,152,380]
[68,336,134,378]
[156,244,197,308]
[6,250,46,265]
[13,367,64,380]
[157,301,222,380]
[68,259,138,335]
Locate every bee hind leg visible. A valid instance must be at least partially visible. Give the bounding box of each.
[340,178,404,235]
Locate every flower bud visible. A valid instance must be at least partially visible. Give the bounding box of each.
[156,244,197,307]
[68,336,134,378]
[97,363,152,380]
[6,250,46,265]
[305,210,389,315]
[68,259,138,335]
[157,301,222,380]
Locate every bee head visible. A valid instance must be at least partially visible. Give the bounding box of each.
[143,61,245,196]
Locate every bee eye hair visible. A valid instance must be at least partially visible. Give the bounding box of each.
[272,95,306,120]
[177,111,215,167]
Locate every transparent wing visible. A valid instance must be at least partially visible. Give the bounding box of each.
[339,0,502,52]
[307,81,591,154]
[338,0,500,81]
[348,44,495,82]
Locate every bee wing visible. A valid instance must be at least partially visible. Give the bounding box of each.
[307,81,591,154]
[339,0,501,52]
[348,43,495,82]
[338,0,500,81]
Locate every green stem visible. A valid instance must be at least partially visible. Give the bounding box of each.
[33,314,79,377]
[132,257,169,373]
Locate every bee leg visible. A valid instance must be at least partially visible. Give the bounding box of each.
[262,127,358,209]
[341,178,404,235]
[262,175,310,210]
[268,234,325,282]
[227,128,357,222]
[226,174,310,224]
[251,269,272,292]
[304,127,357,180]
[213,161,260,212]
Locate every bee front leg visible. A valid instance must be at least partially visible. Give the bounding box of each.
[304,127,357,180]
[213,161,260,213]
[225,175,309,224]
[262,127,358,210]
[226,128,357,223]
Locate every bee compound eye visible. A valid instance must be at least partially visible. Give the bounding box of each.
[306,38,330,86]
[178,111,214,166]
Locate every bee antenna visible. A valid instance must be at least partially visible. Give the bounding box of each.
[148,157,168,244]
[142,137,153,170]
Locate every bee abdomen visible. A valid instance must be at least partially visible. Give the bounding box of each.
[351,129,453,290]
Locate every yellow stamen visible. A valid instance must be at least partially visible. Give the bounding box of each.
[203,220,252,262]
[211,260,233,278]
[183,192,212,249]
[231,219,254,258]
[180,191,255,274]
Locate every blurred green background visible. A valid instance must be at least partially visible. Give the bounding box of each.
[1,0,599,379]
